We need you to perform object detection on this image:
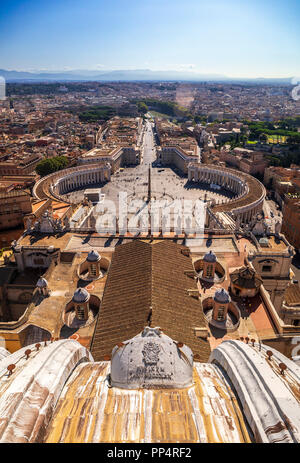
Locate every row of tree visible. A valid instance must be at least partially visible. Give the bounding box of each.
[266,149,300,168]
[134,98,191,119]
[242,120,300,143]
[78,105,116,122]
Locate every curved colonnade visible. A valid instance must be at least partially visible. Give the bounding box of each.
[33,163,111,202]
[34,162,265,226]
[188,163,266,223]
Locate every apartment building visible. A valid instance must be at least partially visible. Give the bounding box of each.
[0,152,43,175]
[0,190,32,230]
[220,147,268,175]
[281,193,300,252]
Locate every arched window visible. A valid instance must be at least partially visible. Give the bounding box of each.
[217,306,226,321]
[76,305,86,320]
[90,263,97,276]
[206,264,213,277]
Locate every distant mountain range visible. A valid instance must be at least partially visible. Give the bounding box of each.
[0,68,293,84]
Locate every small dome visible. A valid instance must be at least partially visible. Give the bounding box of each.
[72,288,90,303]
[240,266,255,279]
[204,250,217,263]
[36,277,48,288]
[230,265,262,290]
[214,288,230,304]
[111,327,193,389]
[87,250,101,262]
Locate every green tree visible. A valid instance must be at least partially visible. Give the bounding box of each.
[259,133,268,143]
[287,135,300,144]
[137,102,148,114]
[36,156,69,177]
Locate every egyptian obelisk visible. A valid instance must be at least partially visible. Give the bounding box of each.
[147,165,151,203]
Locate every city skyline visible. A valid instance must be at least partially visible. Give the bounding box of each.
[0,0,300,78]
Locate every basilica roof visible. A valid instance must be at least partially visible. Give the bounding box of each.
[91,240,210,362]
[44,360,251,443]
[0,347,9,361]
[0,339,299,443]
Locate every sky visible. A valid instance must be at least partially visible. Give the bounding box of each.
[0,0,299,78]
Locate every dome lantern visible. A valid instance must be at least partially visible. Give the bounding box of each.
[214,288,230,304]
[72,288,90,321]
[213,288,230,322]
[85,250,102,280]
[202,250,217,281]
[72,288,90,304]
[36,277,48,288]
[87,250,101,263]
[36,277,49,296]
[204,250,217,263]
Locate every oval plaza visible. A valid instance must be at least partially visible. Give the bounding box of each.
[33,156,265,232]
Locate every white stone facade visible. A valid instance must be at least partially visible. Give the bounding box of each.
[110,327,193,389]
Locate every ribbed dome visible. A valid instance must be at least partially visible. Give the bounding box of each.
[87,250,101,262]
[214,288,230,304]
[230,266,262,289]
[111,327,193,389]
[240,266,256,279]
[36,277,48,288]
[204,250,217,263]
[72,288,90,303]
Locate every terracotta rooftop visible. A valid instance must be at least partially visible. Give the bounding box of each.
[284,284,300,307]
[91,240,210,362]
[19,232,72,249]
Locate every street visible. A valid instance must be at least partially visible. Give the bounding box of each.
[141,119,156,166]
